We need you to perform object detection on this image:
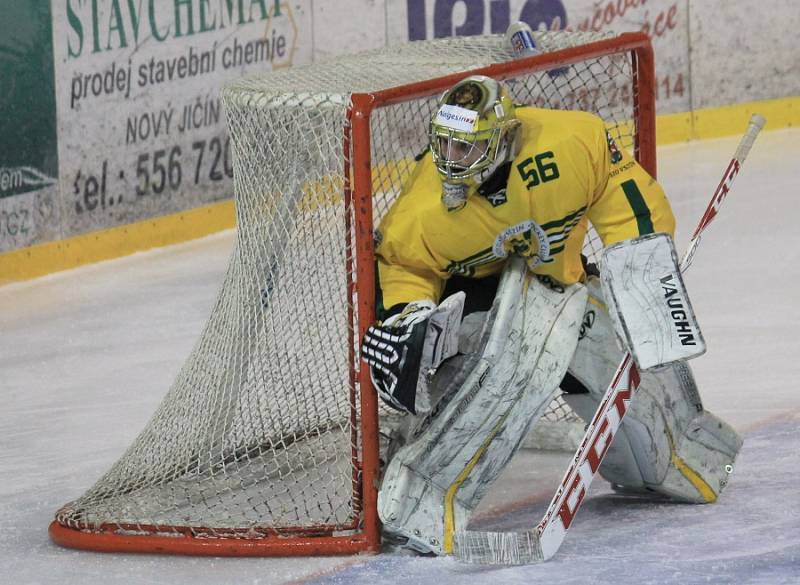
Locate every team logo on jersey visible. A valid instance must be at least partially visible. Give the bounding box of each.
[606,131,623,164]
[444,206,587,277]
[492,220,550,264]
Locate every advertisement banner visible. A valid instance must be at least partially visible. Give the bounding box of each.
[51,0,311,240]
[0,3,60,252]
[2,0,793,262]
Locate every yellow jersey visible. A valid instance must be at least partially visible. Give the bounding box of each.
[376,106,675,310]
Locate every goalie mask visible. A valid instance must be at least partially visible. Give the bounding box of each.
[430,75,520,211]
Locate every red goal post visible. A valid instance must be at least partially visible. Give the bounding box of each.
[50,31,655,557]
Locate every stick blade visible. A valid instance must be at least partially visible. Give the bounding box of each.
[453,530,545,565]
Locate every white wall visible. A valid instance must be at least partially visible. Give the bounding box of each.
[688,0,800,109]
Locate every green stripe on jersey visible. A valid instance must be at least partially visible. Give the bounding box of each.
[620,179,654,235]
[541,206,587,231]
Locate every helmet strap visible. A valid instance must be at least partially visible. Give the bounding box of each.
[505,121,522,160]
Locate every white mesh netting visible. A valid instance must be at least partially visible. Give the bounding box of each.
[54,31,642,543]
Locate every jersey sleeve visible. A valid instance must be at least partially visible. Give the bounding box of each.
[375,159,448,313]
[587,134,675,245]
[377,256,445,312]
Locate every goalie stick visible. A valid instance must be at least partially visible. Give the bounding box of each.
[454,113,767,565]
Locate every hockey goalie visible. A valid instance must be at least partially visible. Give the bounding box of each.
[360,75,743,556]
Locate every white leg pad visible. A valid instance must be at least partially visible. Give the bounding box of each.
[378,258,587,555]
[565,278,742,503]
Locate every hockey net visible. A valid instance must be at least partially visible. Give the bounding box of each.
[50,31,655,555]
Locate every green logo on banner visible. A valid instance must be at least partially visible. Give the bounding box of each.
[0,2,58,198]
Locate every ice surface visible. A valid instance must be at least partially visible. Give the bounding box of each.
[1,129,798,584]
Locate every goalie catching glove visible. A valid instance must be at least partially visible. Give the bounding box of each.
[361,294,465,415]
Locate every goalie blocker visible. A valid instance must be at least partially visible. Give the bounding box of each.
[601,233,705,370]
[362,294,465,415]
